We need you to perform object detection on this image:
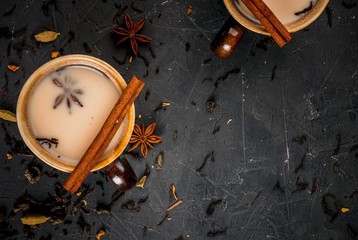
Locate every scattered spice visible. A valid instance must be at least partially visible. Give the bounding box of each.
[50,51,60,59]
[293,153,306,173]
[294,1,313,15]
[325,7,333,28]
[96,229,106,240]
[341,207,350,213]
[24,160,42,184]
[341,0,357,9]
[202,58,212,66]
[270,65,277,81]
[21,214,50,225]
[6,152,13,160]
[196,151,215,173]
[34,31,60,43]
[333,133,341,155]
[36,137,58,149]
[214,68,240,88]
[121,200,140,212]
[82,42,92,53]
[170,183,179,201]
[292,176,309,194]
[129,123,162,158]
[202,77,213,83]
[157,213,169,226]
[206,98,216,113]
[173,130,178,141]
[227,118,233,124]
[112,13,152,57]
[206,199,222,216]
[185,42,190,51]
[77,215,91,234]
[52,76,83,112]
[273,180,285,193]
[0,109,16,122]
[68,31,75,43]
[155,102,171,111]
[7,65,19,72]
[212,126,220,134]
[167,199,183,212]
[136,175,147,189]
[155,152,164,170]
[311,177,318,195]
[137,196,149,204]
[292,135,307,145]
[207,228,227,237]
[187,5,193,15]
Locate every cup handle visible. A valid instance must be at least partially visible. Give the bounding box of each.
[211,17,247,58]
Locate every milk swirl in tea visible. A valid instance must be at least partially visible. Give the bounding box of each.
[235,0,317,25]
[28,66,127,164]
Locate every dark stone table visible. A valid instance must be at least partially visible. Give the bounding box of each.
[0,0,357,239]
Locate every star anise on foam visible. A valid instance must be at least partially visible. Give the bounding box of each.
[128,123,162,158]
[52,76,83,113]
[112,13,153,57]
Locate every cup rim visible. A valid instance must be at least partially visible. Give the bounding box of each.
[224,0,329,35]
[17,54,135,172]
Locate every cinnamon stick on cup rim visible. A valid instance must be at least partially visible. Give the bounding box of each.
[241,0,292,47]
[64,76,145,194]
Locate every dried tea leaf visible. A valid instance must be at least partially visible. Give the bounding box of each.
[21,214,50,225]
[7,65,19,72]
[34,31,60,43]
[96,229,106,240]
[155,152,164,170]
[170,183,178,201]
[50,51,60,59]
[0,109,16,122]
[136,176,147,189]
[187,5,193,15]
[341,207,350,213]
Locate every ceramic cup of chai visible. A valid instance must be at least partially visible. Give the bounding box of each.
[17,55,135,172]
[211,0,329,58]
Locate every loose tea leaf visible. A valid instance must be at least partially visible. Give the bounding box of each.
[155,152,164,170]
[0,110,16,122]
[136,176,147,189]
[7,65,19,72]
[34,31,60,43]
[170,183,178,201]
[187,5,193,15]
[50,51,60,59]
[206,199,222,216]
[96,229,106,240]
[341,207,350,213]
[21,214,50,225]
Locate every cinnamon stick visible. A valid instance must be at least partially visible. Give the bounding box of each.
[64,76,145,193]
[241,0,292,47]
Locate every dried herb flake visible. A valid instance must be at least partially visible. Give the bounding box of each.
[0,109,16,122]
[34,31,60,43]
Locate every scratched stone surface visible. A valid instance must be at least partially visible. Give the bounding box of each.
[0,0,357,239]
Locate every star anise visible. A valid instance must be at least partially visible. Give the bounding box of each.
[112,13,153,57]
[129,123,162,158]
[52,76,83,113]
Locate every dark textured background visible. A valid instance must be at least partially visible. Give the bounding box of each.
[0,0,357,239]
